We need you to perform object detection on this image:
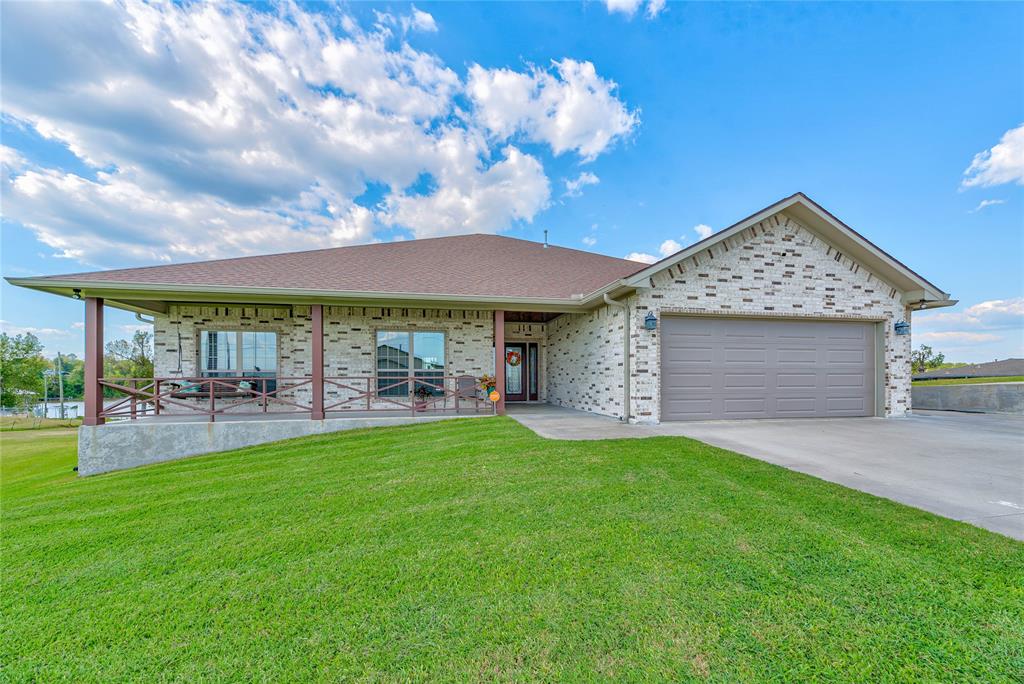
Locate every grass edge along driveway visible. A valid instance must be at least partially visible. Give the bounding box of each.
[2,419,1022,682]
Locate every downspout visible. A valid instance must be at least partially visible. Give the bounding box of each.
[135,312,155,325]
[603,294,630,422]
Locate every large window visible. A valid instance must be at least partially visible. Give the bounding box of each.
[376,331,445,398]
[200,331,277,378]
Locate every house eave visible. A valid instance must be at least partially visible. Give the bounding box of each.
[4,277,604,313]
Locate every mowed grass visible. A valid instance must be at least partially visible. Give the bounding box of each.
[913,375,1024,386]
[2,420,1022,682]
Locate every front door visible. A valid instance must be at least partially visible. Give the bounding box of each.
[504,343,527,401]
[505,343,539,402]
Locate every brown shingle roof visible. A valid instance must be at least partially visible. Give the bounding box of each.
[34,234,644,300]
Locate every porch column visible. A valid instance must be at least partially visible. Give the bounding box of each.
[83,297,104,426]
[311,304,325,420]
[494,309,506,415]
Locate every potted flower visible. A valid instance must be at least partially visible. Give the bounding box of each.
[414,384,431,412]
[477,374,496,395]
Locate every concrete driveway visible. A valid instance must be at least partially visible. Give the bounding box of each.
[507,405,1024,540]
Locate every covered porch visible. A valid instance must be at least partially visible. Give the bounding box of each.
[82,298,570,426]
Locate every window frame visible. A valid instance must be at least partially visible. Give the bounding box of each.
[374,329,447,398]
[198,329,279,378]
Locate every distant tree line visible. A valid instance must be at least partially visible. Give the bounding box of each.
[0,330,154,408]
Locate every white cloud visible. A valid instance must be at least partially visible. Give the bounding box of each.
[0,320,74,337]
[625,222,714,265]
[381,145,550,238]
[646,0,667,18]
[0,1,636,267]
[2,160,376,264]
[961,124,1024,188]
[467,59,640,161]
[605,0,666,19]
[913,297,1024,356]
[915,331,1002,344]
[404,7,438,33]
[581,235,597,247]
[563,171,600,198]
[969,198,1006,213]
[915,297,1024,330]
[625,252,658,264]
[658,239,682,257]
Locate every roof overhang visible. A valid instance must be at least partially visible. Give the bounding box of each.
[4,277,637,315]
[623,192,955,309]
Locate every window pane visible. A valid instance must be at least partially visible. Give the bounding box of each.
[201,331,236,376]
[377,332,410,397]
[528,345,538,396]
[376,331,410,371]
[242,332,277,374]
[378,371,408,398]
[202,331,277,378]
[412,332,444,371]
[411,332,445,397]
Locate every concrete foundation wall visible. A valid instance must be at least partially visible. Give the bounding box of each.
[912,382,1024,414]
[78,414,482,476]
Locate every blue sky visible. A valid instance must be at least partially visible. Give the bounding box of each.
[1,0,1022,362]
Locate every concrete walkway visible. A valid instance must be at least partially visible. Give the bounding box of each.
[506,404,1024,540]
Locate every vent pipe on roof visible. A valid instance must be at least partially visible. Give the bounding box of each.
[543,229,548,248]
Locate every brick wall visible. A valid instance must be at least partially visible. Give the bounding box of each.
[153,305,496,413]
[628,212,911,421]
[546,305,626,418]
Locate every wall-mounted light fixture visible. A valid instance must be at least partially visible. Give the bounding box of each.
[894,320,910,336]
[644,311,658,331]
[71,288,82,300]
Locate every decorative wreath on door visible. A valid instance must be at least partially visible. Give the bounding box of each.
[505,350,522,367]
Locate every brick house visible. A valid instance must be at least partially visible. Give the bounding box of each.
[9,193,954,474]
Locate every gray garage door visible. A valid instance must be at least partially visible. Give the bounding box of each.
[661,317,876,421]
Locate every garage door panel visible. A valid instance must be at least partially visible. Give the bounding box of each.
[827,397,869,412]
[723,373,766,388]
[777,347,818,364]
[777,373,817,388]
[827,373,866,388]
[666,372,714,388]
[664,346,714,363]
[661,317,875,421]
[775,397,818,414]
[723,398,767,415]
[827,349,867,364]
[664,398,715,419]
[724,348,767,364]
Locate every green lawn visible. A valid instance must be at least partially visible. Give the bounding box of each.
[913,375,1024,386]
[2,420,1021,682]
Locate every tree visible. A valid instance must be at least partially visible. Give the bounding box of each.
[910,344,945,374]
[104,330,154,381]
[0,333,48,408]
[54,354,85,400]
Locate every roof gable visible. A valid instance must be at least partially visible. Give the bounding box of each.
[625,193,952,307]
